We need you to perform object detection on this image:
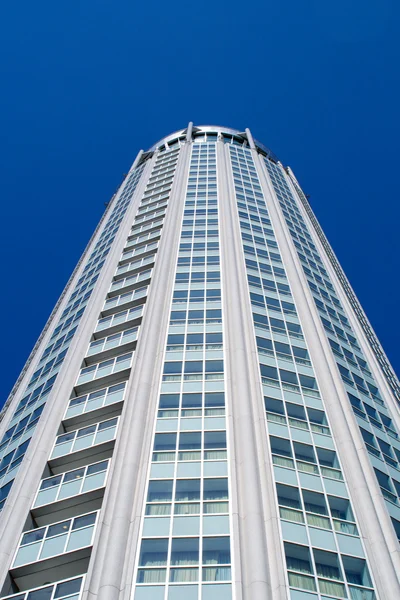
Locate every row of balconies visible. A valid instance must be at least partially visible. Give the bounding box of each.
[2,576,85,600]
[1,351,129,594]
[0,167,171,598]
[1,305,138,596]
[1,408,118,595]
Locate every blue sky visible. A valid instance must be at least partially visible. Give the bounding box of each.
[1,0,399,403]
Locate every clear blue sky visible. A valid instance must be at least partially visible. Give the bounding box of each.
[1,0,399,404]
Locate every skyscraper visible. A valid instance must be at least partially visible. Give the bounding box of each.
[0,124,399,600]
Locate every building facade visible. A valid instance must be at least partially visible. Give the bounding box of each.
[0,124,399,600]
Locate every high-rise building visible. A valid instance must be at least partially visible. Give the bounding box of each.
[0,124,399,600]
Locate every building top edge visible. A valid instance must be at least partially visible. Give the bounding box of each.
[147,124,279,163]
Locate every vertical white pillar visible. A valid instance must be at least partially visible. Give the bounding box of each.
[218,140,288,600]
[186,122,193,142]
[83,142,193,600]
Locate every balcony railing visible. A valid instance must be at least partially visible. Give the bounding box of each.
[12,512,97,569]
[86,328,138,359]
[133,208,166,225]
[102,288,147,312]
[76,353,133,386]
[95,305,143,333]
[50,417,119,461]
[33,460,109,510]
[1,575,84,600]
[114,254,155,278]
[109,269,152,294]
[130,217,163,236]
[64,382,126,422]
[124,229,160,250]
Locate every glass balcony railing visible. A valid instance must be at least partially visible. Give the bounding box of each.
[33,460,109,509]
[114,255,155,278]
[50,417,119,461]
[95,305,143,333]
[1,576,84,600]
[129,218,163,236]
[12,512,97,568]
[133,208,166,225]
[86,328,138,358]
[124,230,160,250]
[102,288,147,312]
[76,353,133,386]
[109,268,152,293]
[64,383,126,421]
[137,200,167,214]
[120,242,158,262]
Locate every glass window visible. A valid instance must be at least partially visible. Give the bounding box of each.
[147,480,173,502]
[154,434,176,451]
[204,431,226,449]
[29,587,53,600]
[159,394,180,409]
[139,539,168,566]
[171,537,199,565]
[179,433,201,450]
[182,394,202,408]
[205,393,224,408]
[202,536,230,564]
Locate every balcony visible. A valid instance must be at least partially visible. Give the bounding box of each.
[84,328,138,365]
[1,575,84,599]
[124,229,161,251]
[137,198,168,214]
[9,513,97,591]
[114,255,155,281]
[108,268,152,297]
[101,287,147,317]
[63,382,126,430]
[74,353,133,395]
[129,217,164,237]
[94,305,143,337]
[119,244,158,266]
[48,417,119,473]
[31,460,109,526]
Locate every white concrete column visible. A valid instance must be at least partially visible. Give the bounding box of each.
[82,142,192,600]
[245,128,256,150]
[217,141,288,600]
[186,122,194,141]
